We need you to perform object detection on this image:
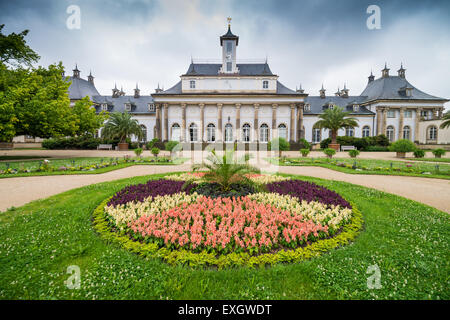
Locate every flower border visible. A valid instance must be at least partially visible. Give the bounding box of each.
[93,193,363,269]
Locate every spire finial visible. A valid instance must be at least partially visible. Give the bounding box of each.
[227,17,232,27]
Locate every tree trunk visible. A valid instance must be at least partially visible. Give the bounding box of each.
[331,130,338,144]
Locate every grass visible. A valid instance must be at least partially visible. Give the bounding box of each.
[0,157,187,178]
[0,173,448,299]
[268,157,450,180]
[406,157,450,163]
[0,155,49,161]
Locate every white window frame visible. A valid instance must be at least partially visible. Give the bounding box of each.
[278,124,288,140]
[362,126,370,138]
[387,110,396,118]
[189,80,196,89]
[312,128,321,143]
[101,104,108,111]
[345,127,354,137]
[125,103,132,112]
[207,123,216,142]
[386,126,395,142]
[189,123,198,142]
[148,103,155,112]
[224,123,233,142]
[260,124,269,143]
[404,110,412,118]
[403,126,411,140]
[428,126,437,140]
[171,123,181,142]
[263,80,269,89]
[242,123,251,142]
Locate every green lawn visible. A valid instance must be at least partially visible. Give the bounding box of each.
[268,157,450,180]
[0,155,49,161]
[0,157,186,178]
[406,157,450,163]
[0,173,448,299]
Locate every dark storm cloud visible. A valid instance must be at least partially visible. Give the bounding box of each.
[0,0,449,108]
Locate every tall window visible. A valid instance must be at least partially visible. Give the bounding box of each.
[227,62,232,72]
[125,103,131,112]
[345,127,354,137]
[171,123,181,142]
[140,125,147,142]
[226,41,232,53]
[101,104,108,111]
[312,127,321,143]
[386,125,395,142]
[189,123,198,142]
[362,126,370,138]
[224,123,233,142]
[189,80,195,89]
[278,124,287,140]
[242,124,251,142]
[402,126,411,140]
[263,80,269,89]
[260,124,269,142]
[207,123,216,142]
[387,110,396,118]
[428,126,437,140]
[404,110,412,118]
[148,103,155,112]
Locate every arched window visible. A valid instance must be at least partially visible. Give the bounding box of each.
[242,123,251,142]
[386,125,395,142]
[224,123,233,142]
[345,127,354,137]
[171,123,180,142]
[428,126,437,140]
[189,123,198,142]
[207,123,216,142]
[402,126,411,140]
[312,126,321,143]
[278,124,288,140]
[362,126,370,138]
[260,124,269,143]
[140,125,147,142]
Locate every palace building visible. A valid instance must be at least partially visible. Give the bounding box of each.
[63,22,449,149]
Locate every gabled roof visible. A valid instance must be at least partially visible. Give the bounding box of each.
[304,96,373,115]
[91,95,155,114]
[66,76,100,100]
[360,76,447,101]
[184,63,274,76]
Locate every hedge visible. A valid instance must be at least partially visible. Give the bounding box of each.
[320,135,390,151]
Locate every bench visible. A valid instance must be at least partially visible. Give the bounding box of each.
[97,144,113,150]
[341,145,356,152]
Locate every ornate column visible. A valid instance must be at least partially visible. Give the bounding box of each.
[181,103,186,142]
[217,103,223,142]
[438,108,443,119]
[199,103,205,142]
[297,103,304,140]
[163,103,169,141]
[382,108,387,136]
[398,107,405,140]
[253,103,259,142]
[155,104,161,140]
[290,104,295,143]
[235,103,241,142]
[376,107,382,135]
[272,104,278,139]
[414,107,422,142]
[433,108,438,120]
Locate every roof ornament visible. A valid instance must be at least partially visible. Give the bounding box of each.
[134,83,140,98]
[335,86,341,97]
[296,83,304,94]
[73,63,80,78]
[397,63,406,78]
[319,84,326,99]
[227,17,232,27]
[88,70,94,84]
[368,69,375,83]
[112,83,120,98]
[382,62,390,78]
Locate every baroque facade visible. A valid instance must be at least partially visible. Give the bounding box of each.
[65,23,449,148]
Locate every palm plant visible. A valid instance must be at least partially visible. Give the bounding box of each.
[440,111,450,129]
[315,106,359,145]
[190,150,260,191]
[101,112,143,143]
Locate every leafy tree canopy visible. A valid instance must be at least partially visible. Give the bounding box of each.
[0,24,40,68]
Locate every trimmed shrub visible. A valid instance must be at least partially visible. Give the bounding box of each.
[134,148,143,157]
[413,149,425,158]
[165,140,180,153]
[323,148,336,158]
[151,147,160,157]
[42,135,119,150]
[348,149,360,158]
[389,139,417,153]
[300,148,310,157]
[432,148,446,158]
[320,135,389,150]
[298,138,311,150]
[268,137,290,152]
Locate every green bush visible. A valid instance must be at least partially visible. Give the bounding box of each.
[146,138,160,150]
[320,135,389,150]
[165,140,180,152]
[268,137,290,152]
[365,146,389,152]
[348,149,360,158]
[151,147,160,157]
[432,148,446,158]
[323,148,336,158]
[389,139,417,153]
[134,148,143,157]
[42,135,108,150]
[300,148,310,157]
[298,138,311,150]
[413,149,425,158]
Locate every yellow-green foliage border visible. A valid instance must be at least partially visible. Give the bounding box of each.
[93,197,364,269]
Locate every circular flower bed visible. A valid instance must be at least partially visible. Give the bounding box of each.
[94,174,363,267]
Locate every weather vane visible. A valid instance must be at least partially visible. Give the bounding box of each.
[227,17,232,26]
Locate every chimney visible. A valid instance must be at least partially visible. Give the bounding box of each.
[134,83,140,98]
[397,63,406,78]
[73,64,80,78]
[319,84,326,99]
[88,70,94,85]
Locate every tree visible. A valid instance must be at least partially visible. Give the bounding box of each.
[440,111,450,129]
[389,139,416,158]
[269,137,290,157]
[315,106,359,145]
[72,96,108,136]
[101,112,143,143]
[0,24,40,68]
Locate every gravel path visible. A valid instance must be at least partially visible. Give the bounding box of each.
[0,162,448,213]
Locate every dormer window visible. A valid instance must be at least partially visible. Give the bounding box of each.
[190,80,196,89]
[125,103,132,112]
[328,103,334,110]
[101,104,108,111]
[353,104,359,112]
[263,80,269,89]
[148,103,155,112]
[304,103,311,112]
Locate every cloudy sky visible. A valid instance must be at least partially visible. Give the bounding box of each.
[1,0,449,108]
